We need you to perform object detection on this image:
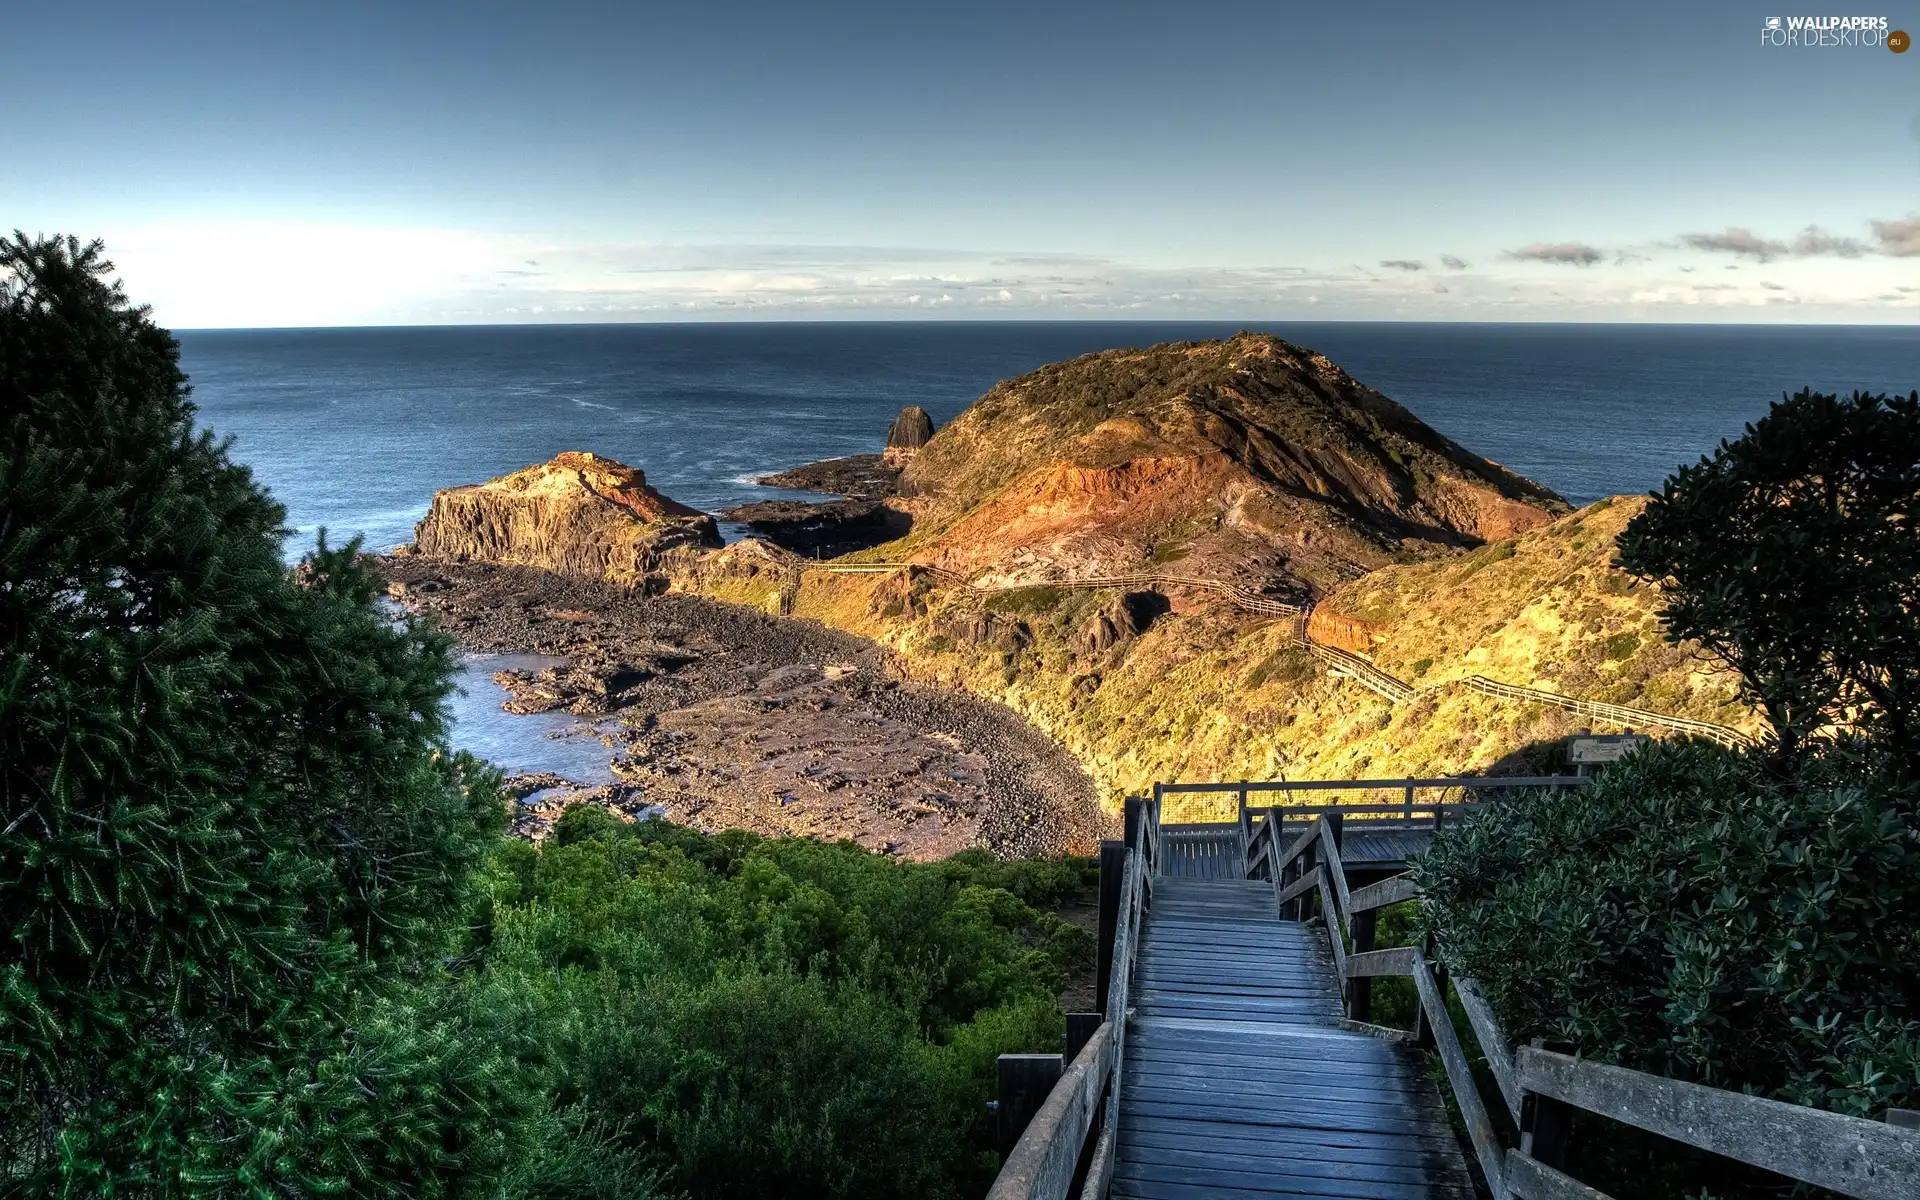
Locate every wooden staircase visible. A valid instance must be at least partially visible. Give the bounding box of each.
[1114,877,1472,1199]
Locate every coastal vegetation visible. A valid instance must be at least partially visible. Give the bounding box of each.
[0,236,1089,1197]
[1419,388,1920,1196]
[479,810,1093,1199]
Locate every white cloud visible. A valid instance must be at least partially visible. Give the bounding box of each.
[84,221,1920,327]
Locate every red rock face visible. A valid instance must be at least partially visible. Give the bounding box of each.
[894,333,1568,596]
[412,452,719,585]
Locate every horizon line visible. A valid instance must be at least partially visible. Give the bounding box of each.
[171,316,1920,334]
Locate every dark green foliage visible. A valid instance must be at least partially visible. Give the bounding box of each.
[1617,388,1920,769]
[983,584,1066,615]
[478,813,1089,1199]
[1602,632,1639,662]
[1418,741,1920,1121]
[0,236,528,1194]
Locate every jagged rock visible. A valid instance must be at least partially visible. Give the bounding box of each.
[493,661,656,715]
[884,406,936,467]
[1079,590,1171,654]
[934,609,1031,654]
[755,453,899,501]
[503,771,578,799]
[413,451,720,587]
[867,565,940,620]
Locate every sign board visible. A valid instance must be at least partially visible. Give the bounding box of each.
[1569,734,1650,765]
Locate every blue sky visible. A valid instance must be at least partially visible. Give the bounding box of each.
[7,0,1917,325]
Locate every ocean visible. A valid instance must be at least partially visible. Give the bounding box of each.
[174,320,1920,776]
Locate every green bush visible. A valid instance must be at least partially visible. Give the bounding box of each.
[1418,741,1920,1120]
[1617,388,1920,769]
[0,236,542,1193]
[984,585,1066,615]
[478,812,1089,1199]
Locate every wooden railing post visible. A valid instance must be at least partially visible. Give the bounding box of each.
[1411,931,1438,1048]
[996,1053,1064,1154]
[1065,1012,1102,1063]
[1094,839,1125,1017]
[1291,826,1318,922]
[1323,813,1344,930]
[1518,1039,1576,1171]
[1403,782,1415,823]
[1347,906,1377,1023]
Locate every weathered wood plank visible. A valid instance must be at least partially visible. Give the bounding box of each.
[1078,1121,1116,1200]
[1316,870,1348,982]
[1344,946,1418,977]
[1278,824,1319,870]
[1454,976,1521,1124]
[1317,816,1355,920]
[1276,865,1322,908]
[1411,953,1506,1199]
[1348,872,1420,914]
[1515,1047,1920,1200]
[1503,1151,1613,1200]
[1113,1158,1435,1200]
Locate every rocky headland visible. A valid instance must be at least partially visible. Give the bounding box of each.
[394,332,1761,837]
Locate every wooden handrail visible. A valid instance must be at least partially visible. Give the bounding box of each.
[1509,1049,1920,1200]
[1158,775,1581,794]
[1242,785,1916,1200]
[985,1023,1114,1200]
[990,794,1158,1200]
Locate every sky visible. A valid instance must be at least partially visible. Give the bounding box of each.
[6,0,1918,326]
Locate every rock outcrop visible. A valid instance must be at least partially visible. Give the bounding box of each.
[412,452,719,586]
[884,406,935,466]
[1079,591,1171,655]
[893,333,1568,596]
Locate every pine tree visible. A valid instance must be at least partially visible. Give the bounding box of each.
[0,235,522,1194]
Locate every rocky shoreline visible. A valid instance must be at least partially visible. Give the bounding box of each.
[380,554,1108,857]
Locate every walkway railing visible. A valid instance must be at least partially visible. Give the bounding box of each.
[1257,801,1920,1200]
[1154,774,1580,832]
[984,794,1162,1200]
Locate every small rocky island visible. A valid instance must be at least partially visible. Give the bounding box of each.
[716,404,935,556]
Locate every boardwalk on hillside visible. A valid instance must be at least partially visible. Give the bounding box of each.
[1114,876,1473,1200]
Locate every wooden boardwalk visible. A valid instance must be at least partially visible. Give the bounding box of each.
[1114,877,1472,1200]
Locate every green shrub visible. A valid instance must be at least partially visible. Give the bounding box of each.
[0,236,534,1193]
[1602,632,1639,661]
[1617,388,1920,769]
[984,585,1066,615]
[1418,741,1920,1119]
[479,814,1087,1199]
